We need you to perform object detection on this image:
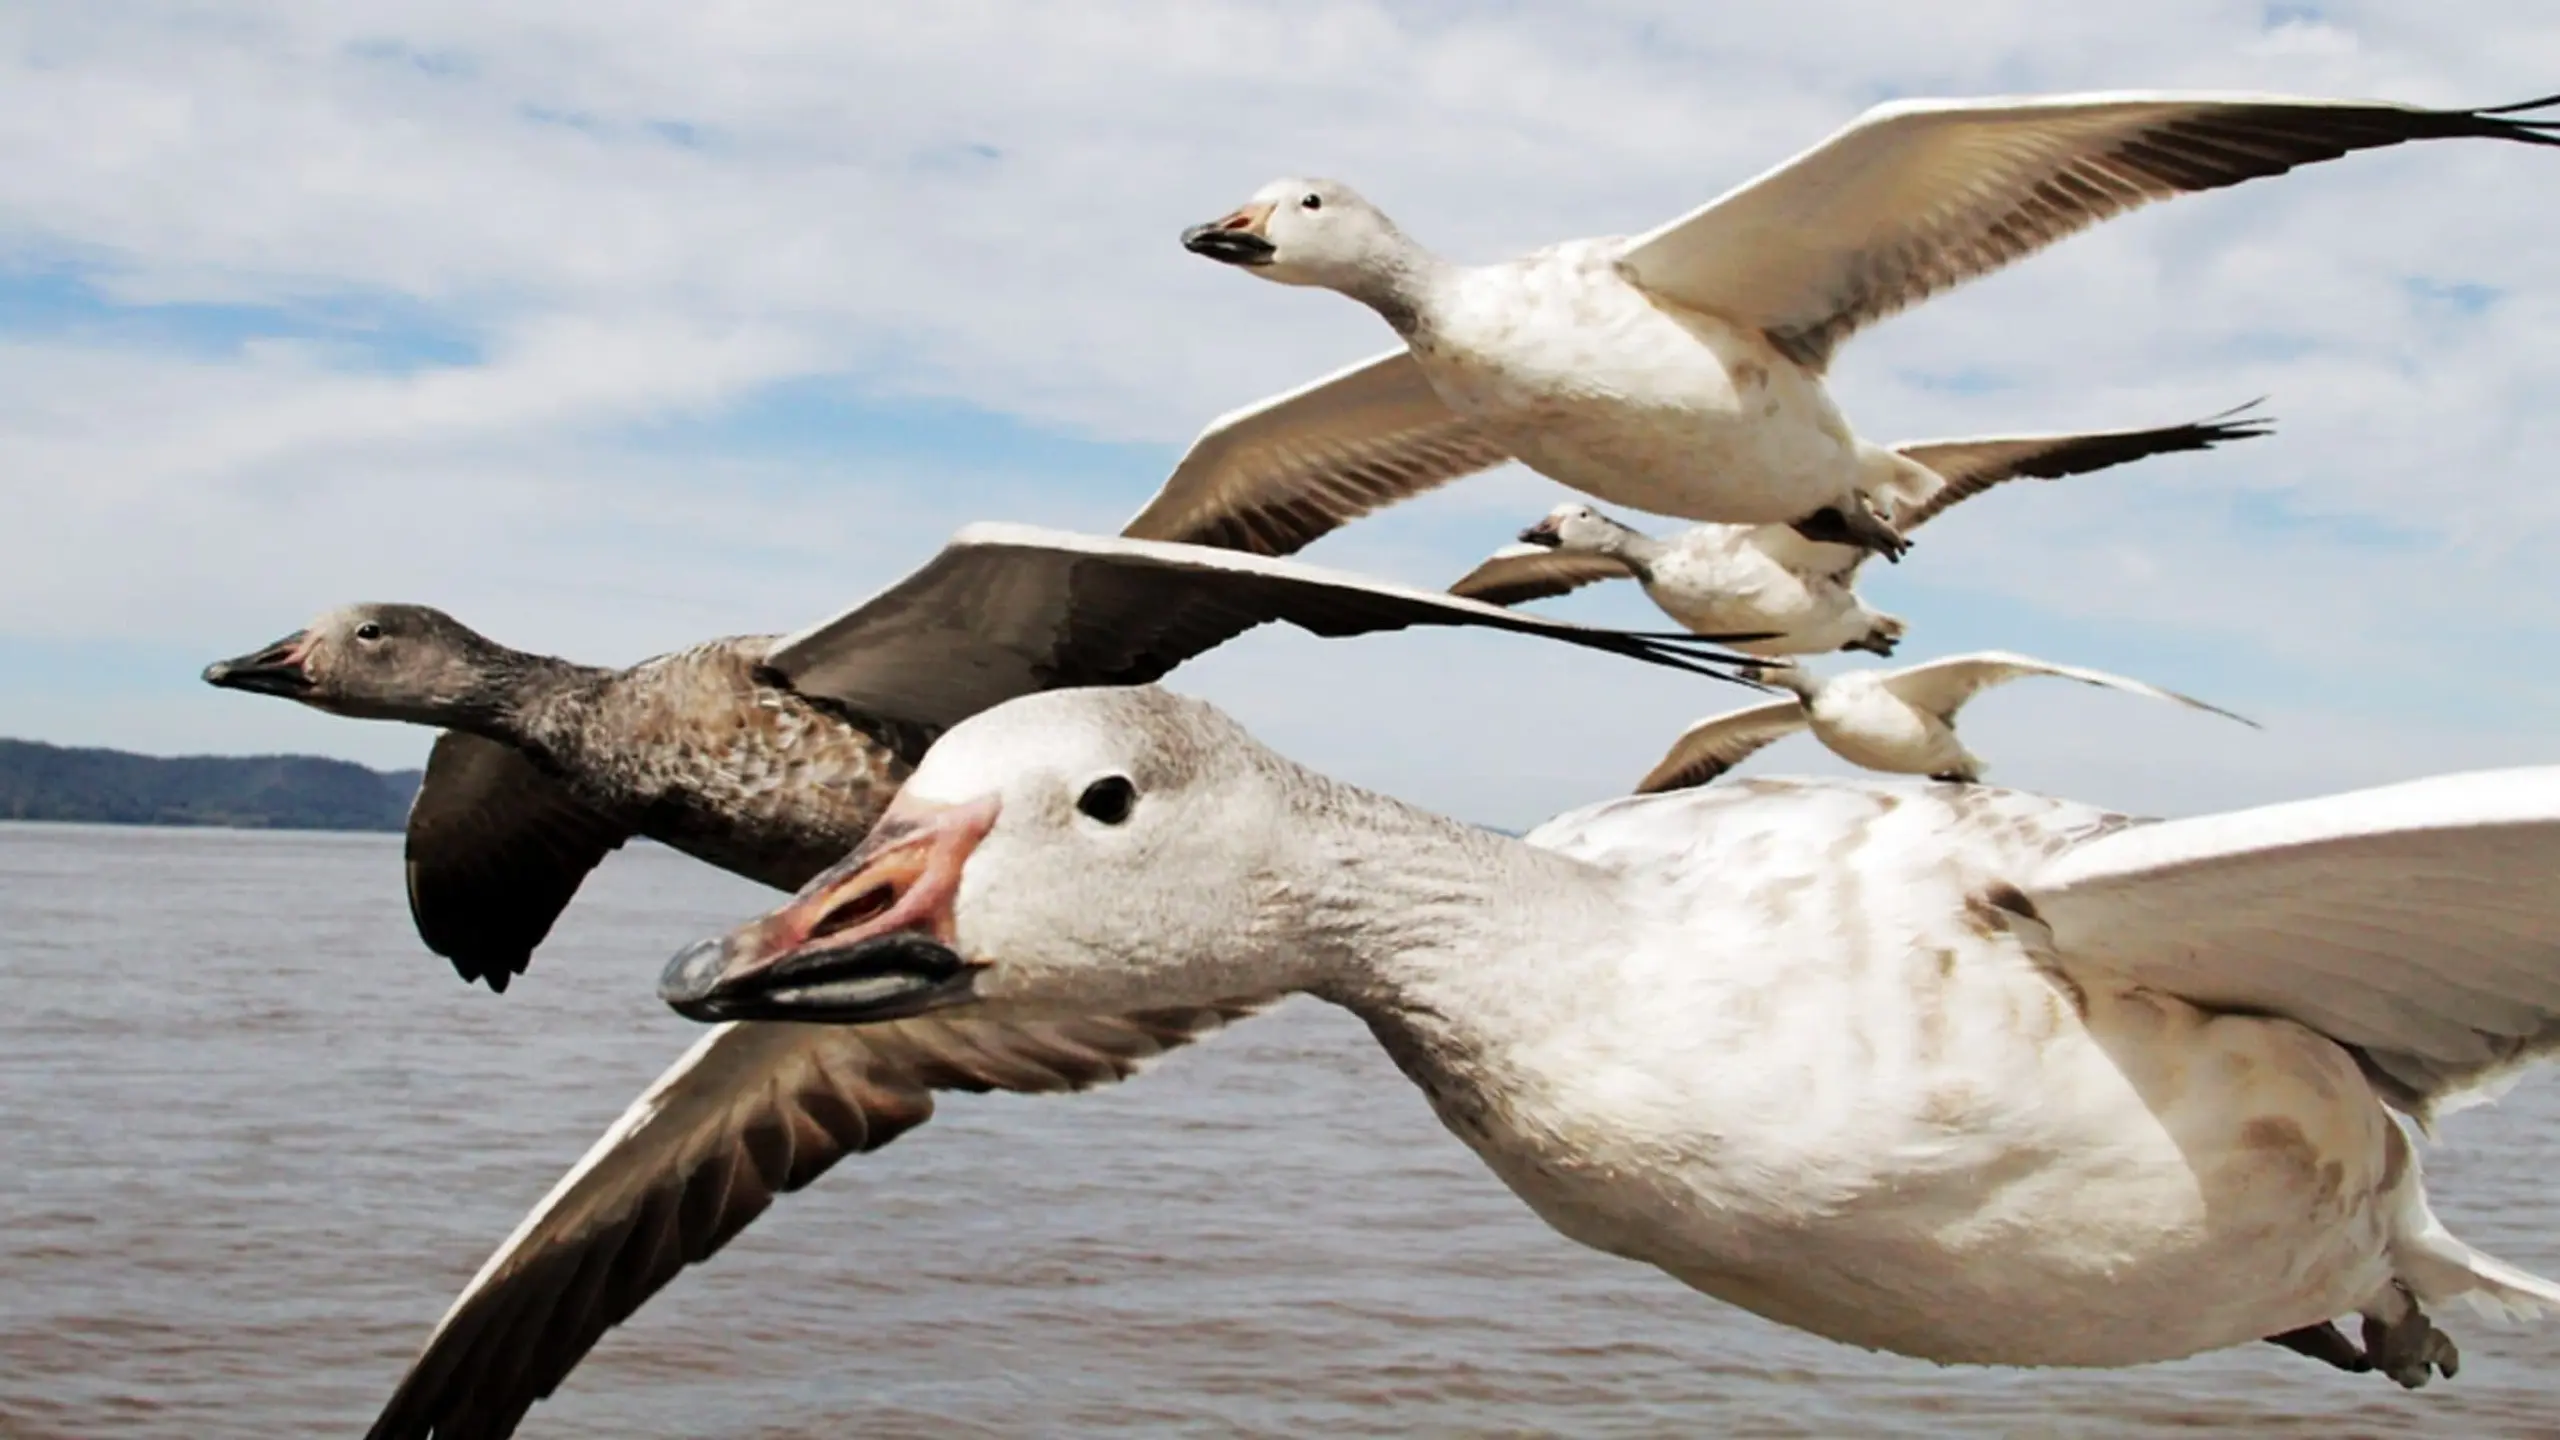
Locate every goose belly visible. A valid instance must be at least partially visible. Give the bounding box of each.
[1414,267,1857,523]
[1462,968,2401,1369]
[1811,694,1961,774]
[1644,558,1866,653]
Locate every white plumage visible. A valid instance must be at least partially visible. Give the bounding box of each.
[1449,409,2270,656]
[1149,92,2559,558]
[626,688,2560,1401]
[1638,650,2256,791]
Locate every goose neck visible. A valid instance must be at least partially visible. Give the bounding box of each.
[451,646,610,751]
[1351,245,1456,339]
[1282,780,1628,1045]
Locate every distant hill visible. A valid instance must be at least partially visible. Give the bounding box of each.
[0,738,423,832]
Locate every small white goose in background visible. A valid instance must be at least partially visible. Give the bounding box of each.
[1142,92,2559,559]
[1451,406,2270,656]
[1639,651,2257,792]
[638,687,2560,1412]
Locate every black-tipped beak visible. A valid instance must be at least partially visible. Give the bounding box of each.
[1181,204,1277,267]
[660,929,971,1025]
[1516,520,1563,548]
[202,632,315,697]
[658,794,999,1025]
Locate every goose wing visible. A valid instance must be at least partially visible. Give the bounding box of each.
[2026,767,2560,1119]
[1884,401,2270,534]
[763,524,1761,734]
[403,732,629,993]
[1616,92,2560,371]
[1634,698,1810,793]
[365,1002,1267,1440]
[1877,650,2255,728]
[1118,348,1513,556]
[1446,544,1637,607]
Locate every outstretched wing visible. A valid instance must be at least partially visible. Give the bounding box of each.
[1118,348,1513,556]
[1877,650,2256,729]
[1634,698,1810,793]
[764,524,1764,734]
[1446,544,1636,607]
[366,1002,1269,1440]
[1617,92,2560,371]
[1885,401,2270,533]
[2027,768,2560,1120]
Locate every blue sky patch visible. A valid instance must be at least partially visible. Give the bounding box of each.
[0,268,484,371]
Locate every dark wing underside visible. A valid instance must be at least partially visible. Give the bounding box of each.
[765,525,1762,734]
[403,732,629,992]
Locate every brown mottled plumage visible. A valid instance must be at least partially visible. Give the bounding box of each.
[204,604,920,991]
[201,524,1762,991]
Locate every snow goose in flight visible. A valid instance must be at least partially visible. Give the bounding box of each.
[1638,650,2256,791]
[552,685,2560,1435]
[203,523,1758,990]
[1451,404,2269,656]
[1143,92,2558,558]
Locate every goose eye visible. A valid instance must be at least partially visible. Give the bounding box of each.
[1076,775,1136,826]
[1299,192,1322,211]
[354,622,383,642]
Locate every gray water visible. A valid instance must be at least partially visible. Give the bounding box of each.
[3,821,2553,1438]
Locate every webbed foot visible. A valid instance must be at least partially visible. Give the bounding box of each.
[2265,1321,2370,1374]
[1789,498,1909,561]
[2362,1285,2461,1389]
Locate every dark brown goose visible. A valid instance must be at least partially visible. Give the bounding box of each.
[205,523,1758,994]
[205,613,910,992]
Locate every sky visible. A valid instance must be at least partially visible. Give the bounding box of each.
[3,1,2558,831]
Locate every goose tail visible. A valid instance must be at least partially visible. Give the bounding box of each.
[2395,1214,2560,1321]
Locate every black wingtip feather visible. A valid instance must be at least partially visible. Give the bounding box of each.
[2471,91,2560,117]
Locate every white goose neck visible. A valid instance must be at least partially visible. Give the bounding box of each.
[1348,243,1456,339]
[1277,776,1630,1055]
[1766,669,1826,706]
[1604,524,1668,569]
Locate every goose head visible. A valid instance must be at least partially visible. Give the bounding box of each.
[662,687,1304,1025]
[202,602,522,726]
[1181,178,1417,294]
[1516,503,1632,555]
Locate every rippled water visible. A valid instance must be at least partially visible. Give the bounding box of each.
[4,821,2554,1437]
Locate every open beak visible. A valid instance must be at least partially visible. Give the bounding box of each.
[659,793,1001,1024]
[201,632,315,697]
[1180,202,1276,266]
[1516,518,1564,548]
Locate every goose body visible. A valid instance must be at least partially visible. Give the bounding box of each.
[370,687,2560,1435]
[496,636,905,888]
[1147,92,2558,558]
[652,688,2560,1391]
[1452,409,2271,656]
[209,620,903,988]
[1638,525,1879,653]
[1639,651,2257,791]
[203,524,1756,990]
[1410,239,1871,527]
[1362,781,2404,1370]
[1470,508,1887,657]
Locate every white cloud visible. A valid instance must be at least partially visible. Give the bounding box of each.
[3,1,2558,820]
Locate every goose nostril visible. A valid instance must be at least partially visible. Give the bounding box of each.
[809,883,897,941]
